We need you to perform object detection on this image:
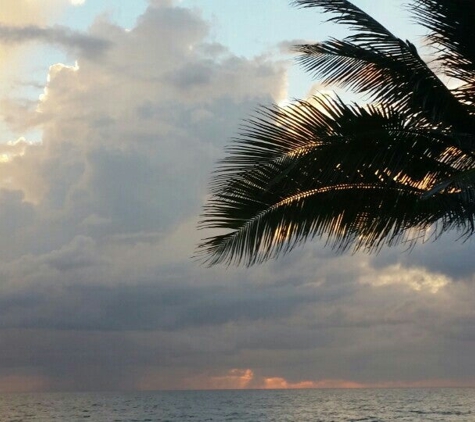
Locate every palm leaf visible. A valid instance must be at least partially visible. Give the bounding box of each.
[411,0,475,83]
[198,95,475,265]
[198,0,475,265]
[292,0,472,129]
[411,0,475,114]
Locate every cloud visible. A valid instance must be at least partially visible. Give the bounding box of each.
[0,374,49,393]
[0,24,111,56]
[185,368,255,390]
[0,1,292,391]
[360,263,450,293]
[140,368,366,390]
[145,367,473,391]
[262,377,363,389]
[0,1,65,26]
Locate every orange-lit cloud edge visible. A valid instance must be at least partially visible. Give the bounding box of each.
[137,369,475,392]
[2,369,475,393]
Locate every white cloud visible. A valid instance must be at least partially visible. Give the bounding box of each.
[0,1,287,384]
[360,263,450,294]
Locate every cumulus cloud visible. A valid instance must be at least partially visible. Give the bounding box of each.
[0,1,289,391]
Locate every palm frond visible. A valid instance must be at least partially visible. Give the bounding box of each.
[198,96,475,265]
[422,167,475,198]
[292,0,473,129]
[292,0,400,50]
[198,0,475,265]
[411,0,475,116]
[411,0,475,84]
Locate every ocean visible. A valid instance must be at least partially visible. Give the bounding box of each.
[1,388,474,421]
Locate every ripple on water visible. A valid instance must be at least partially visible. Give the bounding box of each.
[0,388,474,422]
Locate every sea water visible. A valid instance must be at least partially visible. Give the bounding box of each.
[1,388,474,421]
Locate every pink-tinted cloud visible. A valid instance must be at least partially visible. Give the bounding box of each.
[183,369,255,390]
[262,377,363,389]
[365,379,475,389]
[180,369,475,391]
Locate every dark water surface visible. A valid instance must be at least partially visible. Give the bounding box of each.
[1,388,474,421]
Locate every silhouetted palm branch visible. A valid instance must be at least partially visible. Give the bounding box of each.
[198,0,475,265]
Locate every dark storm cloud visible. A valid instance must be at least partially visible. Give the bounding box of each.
[0,274,326,331]
[2,254,475,391]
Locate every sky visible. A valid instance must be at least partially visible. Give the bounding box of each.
[0,0,474,393]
